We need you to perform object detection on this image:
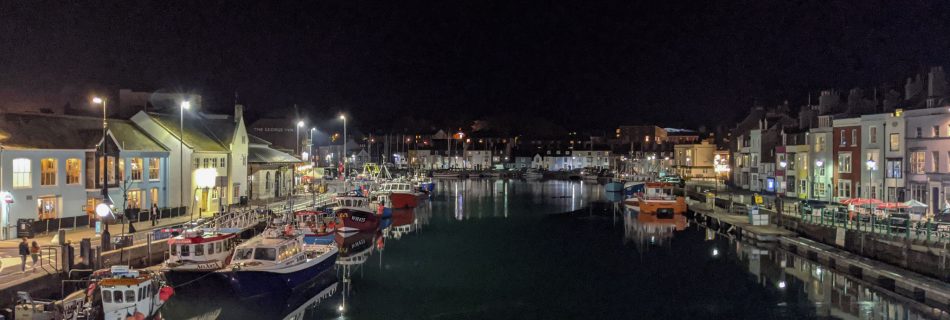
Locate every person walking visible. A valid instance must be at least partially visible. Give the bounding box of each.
[18,237,29,273]
[151,203,159,226]
[30,241,40,272]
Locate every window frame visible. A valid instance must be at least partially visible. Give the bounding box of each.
[12,158,31,188]
[40,158,57,186]
[148,158,160,181]
[65,158,81,185]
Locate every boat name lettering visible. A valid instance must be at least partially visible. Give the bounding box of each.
[351,215,366,223]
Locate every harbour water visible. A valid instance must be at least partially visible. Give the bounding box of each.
[162,179,950,319]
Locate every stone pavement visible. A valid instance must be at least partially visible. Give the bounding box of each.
[0,193,332,285]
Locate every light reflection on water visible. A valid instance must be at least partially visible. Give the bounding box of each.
[161,179,950,320]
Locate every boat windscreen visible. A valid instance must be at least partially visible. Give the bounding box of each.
[254,248,277,261]
[234,248,253,260]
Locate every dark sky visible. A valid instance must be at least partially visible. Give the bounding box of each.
[2,1,949,133]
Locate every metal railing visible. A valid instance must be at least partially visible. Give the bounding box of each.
[795,208,950,242]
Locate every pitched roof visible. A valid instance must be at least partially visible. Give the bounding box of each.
[149,113,234,152]
[248,145,301,164]
[0,113,166,151]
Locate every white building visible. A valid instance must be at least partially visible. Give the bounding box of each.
[131,104,249,216]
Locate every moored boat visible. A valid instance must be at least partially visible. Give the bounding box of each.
[294,210,338,245]
[162,229,238,287]
[334,194,380,233]
[95,265,174,320]
[623,182,687,216]
[220,228,339,298]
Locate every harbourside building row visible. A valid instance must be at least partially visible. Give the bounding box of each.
[0,103,301,239]
[726,66,950,216]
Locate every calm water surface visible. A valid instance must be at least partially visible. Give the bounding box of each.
[163,179,949,320]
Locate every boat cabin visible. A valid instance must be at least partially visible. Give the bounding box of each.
[98,266,163,319]
[380,182,413,193]
[232,231,305,268]
[643,182,676,200]
[336,196,368,208]
[166,230,236,270]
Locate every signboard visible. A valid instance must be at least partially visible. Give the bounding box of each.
[16,219,34,238]
[754,194,764,205]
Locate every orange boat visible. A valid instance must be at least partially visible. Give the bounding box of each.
[623,182,687,216]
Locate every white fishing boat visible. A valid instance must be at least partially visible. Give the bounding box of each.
[162,229,238,287]
[94,265,173,320]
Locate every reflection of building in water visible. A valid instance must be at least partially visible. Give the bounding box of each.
[622,209,687,251]
[733,242,948,319]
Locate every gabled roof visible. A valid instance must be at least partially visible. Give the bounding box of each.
[0,113,166,151]
[149,113,235,152]
[248,145,301,164]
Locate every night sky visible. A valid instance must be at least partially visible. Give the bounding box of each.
[2,1,949,133]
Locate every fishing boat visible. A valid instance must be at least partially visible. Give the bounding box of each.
[375,181,419,209]
[334,193,380,233]
[294,210,338,245]
[92,265,173,320]
[162,229,238,287]
[220,228,339,298]
[623,182,687,216]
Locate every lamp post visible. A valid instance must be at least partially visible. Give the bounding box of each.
[92,97,115,250]
[294,120,304,196]
[310,127,316,165]
[180,101,190,220]
[340,115,347,179]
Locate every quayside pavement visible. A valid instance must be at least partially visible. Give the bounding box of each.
[0,192,334,289]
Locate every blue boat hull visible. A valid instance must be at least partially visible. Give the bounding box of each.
[224,252,338,298]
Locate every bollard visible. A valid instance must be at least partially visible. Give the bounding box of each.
[146,233,153,266]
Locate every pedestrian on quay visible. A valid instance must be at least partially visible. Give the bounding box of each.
[18,237,29,272]
[30,241,40,272]
[151,203,159,226]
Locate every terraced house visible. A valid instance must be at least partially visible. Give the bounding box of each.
[0,113,169,239]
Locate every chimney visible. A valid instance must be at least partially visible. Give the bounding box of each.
[234,104,244,122]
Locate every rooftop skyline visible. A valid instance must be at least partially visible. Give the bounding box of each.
[2,1,950,131]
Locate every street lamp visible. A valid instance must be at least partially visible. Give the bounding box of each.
[180,101,190,220]
[309,127,316,165]
[339,115,347,179]
[296,120,305,155]
[92,97,112,249]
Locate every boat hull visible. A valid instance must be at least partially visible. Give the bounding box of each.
[389,193,418,208]
[336,208,380,233]
[223,252,339,298]
[163,269,226,289]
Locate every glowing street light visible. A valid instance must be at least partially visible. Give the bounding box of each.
[339,114,347,179]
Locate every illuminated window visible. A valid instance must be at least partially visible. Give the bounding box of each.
[118,158,125,181]
[129,158,143,181]
[910,152,925,174]
[66,158,81,185]
[149,158,160,181]
[37,196,58,220]
[889,133,900,151]
[40,158,57,186]
[12,158,30,188]
[127,190,142,209]
[150,188,159,207]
